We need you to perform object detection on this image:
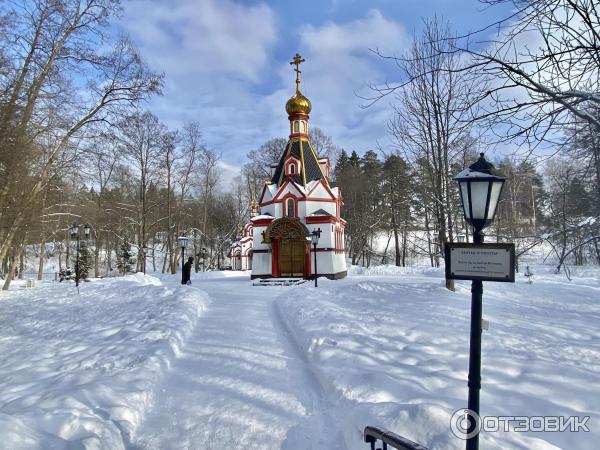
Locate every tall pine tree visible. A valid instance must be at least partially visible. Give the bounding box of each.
[74,241,92,280]
[117,240,135,275]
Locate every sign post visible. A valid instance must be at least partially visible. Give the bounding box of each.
[445,243,515,282]
[445,241,515,448]
[452,153,510,450]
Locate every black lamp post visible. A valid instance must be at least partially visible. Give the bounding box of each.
[69,223,90,288]
[453,153,505,450]
[311,228,321,287]
[178,236,189,285]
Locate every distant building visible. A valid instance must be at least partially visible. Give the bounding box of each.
[231,54,347,279]
[230,201,258,271]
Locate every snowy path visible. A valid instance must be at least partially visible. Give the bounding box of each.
[132,275,343,450]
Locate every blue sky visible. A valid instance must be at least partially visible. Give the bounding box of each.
[118,0,512,182]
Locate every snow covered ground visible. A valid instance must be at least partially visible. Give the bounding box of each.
[0,274,210,449]
[277,265,600,449]
[0,264,598,449]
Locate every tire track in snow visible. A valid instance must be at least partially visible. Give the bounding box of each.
[131,276,343,450]
[270,290,346,450]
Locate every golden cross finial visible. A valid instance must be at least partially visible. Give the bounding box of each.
[290,53,305,92]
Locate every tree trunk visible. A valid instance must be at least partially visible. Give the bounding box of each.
[106,235,112,272]
[402,226,408,267]
[3,241,25,290]
[94,235,101,278]
[37,242,45,281]
[18,248,24,279]
[381,233,392,264]
[152,242,156,272]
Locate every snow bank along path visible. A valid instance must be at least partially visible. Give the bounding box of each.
[132,274,343,450]
[0,274,209,450]
[276,265,600,450]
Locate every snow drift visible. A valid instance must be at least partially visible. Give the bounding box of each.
[0,274,210,449]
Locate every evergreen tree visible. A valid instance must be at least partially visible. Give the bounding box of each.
[117,240,135,275]
[333,150,350,183]
[349,150,361,167]
[74,241,92,280]
[382,154,412,266]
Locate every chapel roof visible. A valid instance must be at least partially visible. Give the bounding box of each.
[310,208,332,216]
[270,138,327,187]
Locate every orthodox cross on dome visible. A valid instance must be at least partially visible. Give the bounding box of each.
[290,53,305,93]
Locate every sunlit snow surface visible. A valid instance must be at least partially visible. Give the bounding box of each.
[277,265,600,450]
[0,266,598,449]
[0,274,210,449]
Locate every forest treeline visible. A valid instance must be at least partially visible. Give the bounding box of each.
[1,0,599,289]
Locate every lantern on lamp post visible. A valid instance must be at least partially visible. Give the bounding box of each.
[454,153,505,244]
[453,153,505,450]
[178,236,189,285]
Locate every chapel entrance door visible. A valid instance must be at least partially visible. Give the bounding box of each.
[279,239,306,277]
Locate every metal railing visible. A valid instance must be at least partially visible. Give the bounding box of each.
[364,426,429,450]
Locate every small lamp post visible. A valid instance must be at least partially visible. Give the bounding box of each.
[178,236,189,285]
[311,228,321,287]
[453,153,505,450]
[69,223,90,288]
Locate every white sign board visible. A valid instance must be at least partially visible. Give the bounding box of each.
[445,243,515,282]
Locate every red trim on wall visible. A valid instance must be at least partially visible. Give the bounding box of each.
[307,180,337,201]
[305,216,339,224]
[288,113,309,121]
[261,197,337,206]
[290,132,309,139]
[284,156,301,176]
[272,239,279,277]
[280,193,299,218]
[251,219,274,226]
[306,179,336,199]
[272,179,305,202]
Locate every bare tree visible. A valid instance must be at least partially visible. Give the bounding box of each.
[117,111,166,274]
[459,0,600,149]
[0,0,162,287]
[378,18,484,287]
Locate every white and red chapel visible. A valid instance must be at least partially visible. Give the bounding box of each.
[231,54,347,280]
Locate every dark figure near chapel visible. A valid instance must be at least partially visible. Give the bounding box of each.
[182,257,194,285]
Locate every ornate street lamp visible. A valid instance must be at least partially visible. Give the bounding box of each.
[178,236,189,285]
[454,153,505,244]
[310,228,321,287]
[70,223,91,289]
[453,153,505,450]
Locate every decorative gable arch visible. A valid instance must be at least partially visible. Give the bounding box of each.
[262,217,309,243]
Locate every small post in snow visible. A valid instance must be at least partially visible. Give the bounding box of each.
[311,228,321,287]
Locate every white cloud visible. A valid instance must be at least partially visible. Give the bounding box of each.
[216,160,241,192]
[122,0,276,82]
[296,10,408,153]
[119,0,282,166]
[120,5,409,175]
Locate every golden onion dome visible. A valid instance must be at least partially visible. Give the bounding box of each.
[285,90,312,116]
